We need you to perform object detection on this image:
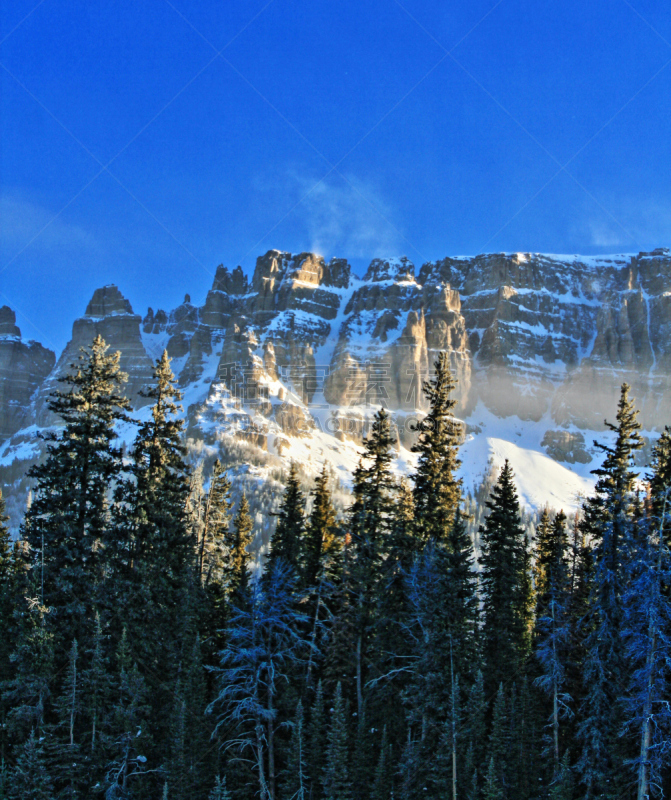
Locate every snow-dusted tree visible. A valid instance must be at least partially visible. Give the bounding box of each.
[411,351,463,543]
[210,563,313,800]
[23,335,130,648]
[533,511,574,781]
[267,463,305,575]
[479,460,530,694]
[621,428,671,799]
[577,384,644,797]
[347,408,397,715]
[196,459,233,589]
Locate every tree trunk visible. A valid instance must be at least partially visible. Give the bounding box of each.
[356,631,364,718]
[551,603,559,768]
[268,689,276,800]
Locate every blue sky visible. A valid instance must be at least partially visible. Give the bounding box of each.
[1,0,670,352]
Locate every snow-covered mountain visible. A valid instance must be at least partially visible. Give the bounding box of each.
[3,247,671,528]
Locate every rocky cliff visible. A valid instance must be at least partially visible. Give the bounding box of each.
[3,247,671,525]
[0,306,55,440]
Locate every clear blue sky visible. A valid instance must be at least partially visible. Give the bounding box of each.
[1,0,670,352]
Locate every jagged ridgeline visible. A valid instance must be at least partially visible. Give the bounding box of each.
[2,247,671,535]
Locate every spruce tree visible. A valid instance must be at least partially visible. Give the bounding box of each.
[487,684,510,796]
[282,699,307,800]
[533,511,573,777]
[411,351,463,543]
[577,384,644,797]
[621,430,671,798]
[301,465,339,588]
[81,612,110,777]
[323,683,351,800]
[209,775,231,800]
[370,726,392,800]
[229,494,253,597]
[120,350,191,631]
[307,680,327,800]
[23,335,130,649]
[197,459,233,589]
[9,730,55,800]
[479,460,530,694]
[268,463,305,573]
[347,408,396,715]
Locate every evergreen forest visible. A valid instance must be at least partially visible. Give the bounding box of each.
[1,335,671,800]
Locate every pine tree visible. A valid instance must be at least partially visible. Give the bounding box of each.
[370,726,392,800]
[533,511,573,777]
[307,680,327,800]
[81,611,110,777]
[267,463,305,573]
[577,384,644,797]
[105,629,151,799]
[0,489,19,763]
[411,351,463,543]
[464,669,487,797]
[487,684,510,796]
[282,699,307,800]
[197,459,233,589]
[229,495,254,597]
[9,730,55,800]
[211,563,311,800]
[347,408,397,716]
[479,460,530,694]
[23,335,130,649]
[301,465,339,588]
[209,775,231,800]
[621,429,671,799]
[47,639,86,798]
[118,351,191,634]
[323,683,351,800]
[482,756,502,800]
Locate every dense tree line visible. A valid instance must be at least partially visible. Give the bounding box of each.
[0,338,670,799]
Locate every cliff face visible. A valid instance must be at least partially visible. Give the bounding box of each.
[35,285,155,425]
[3,248,671,490]
[0,307,55,440]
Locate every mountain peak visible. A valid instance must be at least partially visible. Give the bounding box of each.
[0,306,20,337]
[85,285,133,318]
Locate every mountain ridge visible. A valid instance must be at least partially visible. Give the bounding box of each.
[2,246,670,529]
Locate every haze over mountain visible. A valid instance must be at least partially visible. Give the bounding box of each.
[2,246,670,529]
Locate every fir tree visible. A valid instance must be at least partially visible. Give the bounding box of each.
[323,683,351,800]
[209,775,231,800]
[9,730,55,800]
[479,460,530,694]
[370,726,392,800]
[464,669,487,796]
[211,563,311,800]
[411,351,463,543]
[268,463,305,573]
[47,639,86,797]
[577,384,644,797]
[23,335,130,648]
[282,699,307,800]
[347,408,396,716]
[117,350,191,638]
[533,511,573,776]
[81,612,110,777]
[307,680,327,800]
[229,494,253,597]
[197,459,233,589]
[621,429,671,799]
[301,465,339,588]
[487,684,510,796]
